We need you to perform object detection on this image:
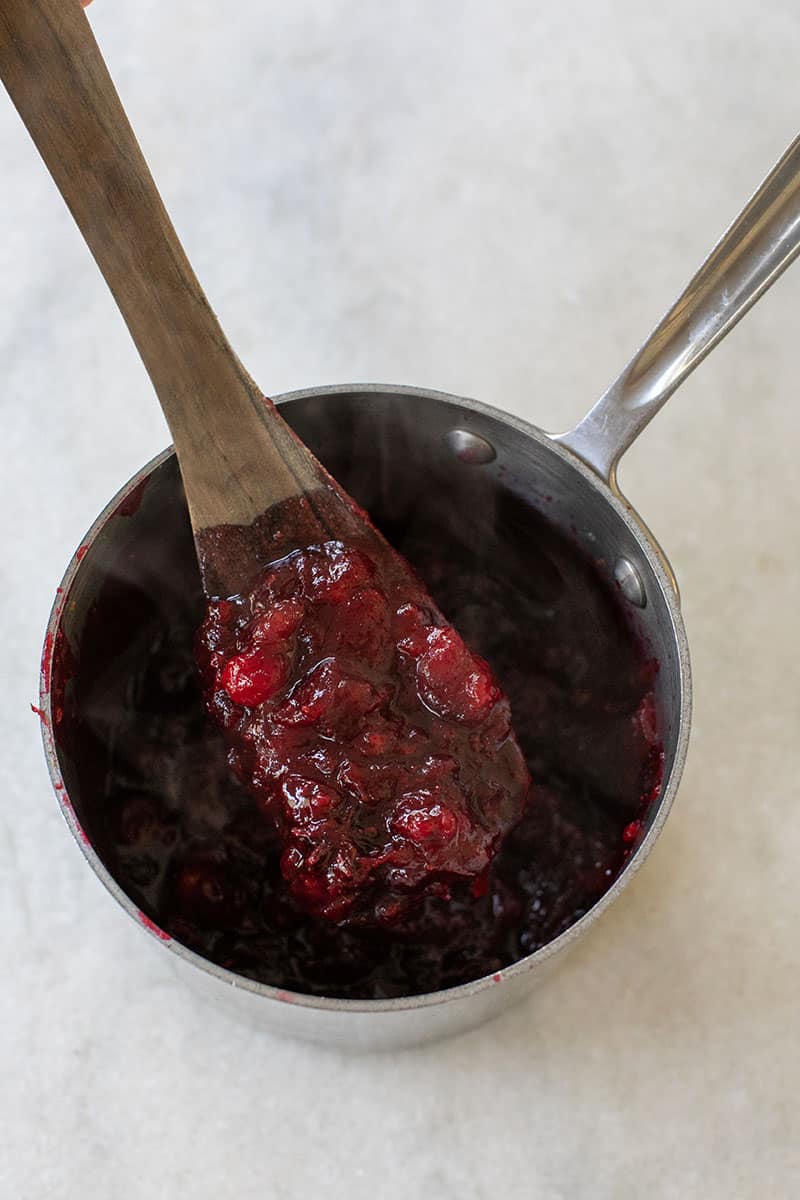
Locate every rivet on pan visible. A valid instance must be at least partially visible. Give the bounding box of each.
[614,558,647,608]
[445,429,497,464]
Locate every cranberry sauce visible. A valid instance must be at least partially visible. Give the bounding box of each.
[68,465,661,999]
[196,538,529,928]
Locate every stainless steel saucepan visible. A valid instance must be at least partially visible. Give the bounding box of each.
[41,137,800,1050]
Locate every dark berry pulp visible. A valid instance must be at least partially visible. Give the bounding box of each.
[79,480,662,999]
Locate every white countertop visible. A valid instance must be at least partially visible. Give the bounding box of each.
[3,1,799,1195]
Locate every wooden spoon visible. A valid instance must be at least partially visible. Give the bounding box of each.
[0,0,374,597]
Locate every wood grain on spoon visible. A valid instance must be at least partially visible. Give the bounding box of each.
[0,0,366,596]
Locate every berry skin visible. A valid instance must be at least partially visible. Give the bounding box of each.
[221,650,288,707]
[622,819,643,845]
[416,627,499,722]
[637,693,659,745]
[392,791,460,844]
[248,599,305,645]
[301,544,374,605]
[334,587,392,666]
[281,776,342,825]
[276,659,383,736]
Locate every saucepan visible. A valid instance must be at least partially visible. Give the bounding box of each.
[40,137,800,1050]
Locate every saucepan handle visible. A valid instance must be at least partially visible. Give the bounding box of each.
[556,135,800,485]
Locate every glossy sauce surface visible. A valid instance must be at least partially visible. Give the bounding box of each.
[196,537,529,927]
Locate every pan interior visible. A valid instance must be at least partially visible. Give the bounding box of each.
[48,387,685,993]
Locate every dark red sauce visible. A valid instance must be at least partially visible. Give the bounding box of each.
[196,539,529,927]
[67,473,661,999]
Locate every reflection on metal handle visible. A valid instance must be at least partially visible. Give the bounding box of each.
[556,135,800,484]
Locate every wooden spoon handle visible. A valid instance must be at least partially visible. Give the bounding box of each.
[0,0,307,533]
